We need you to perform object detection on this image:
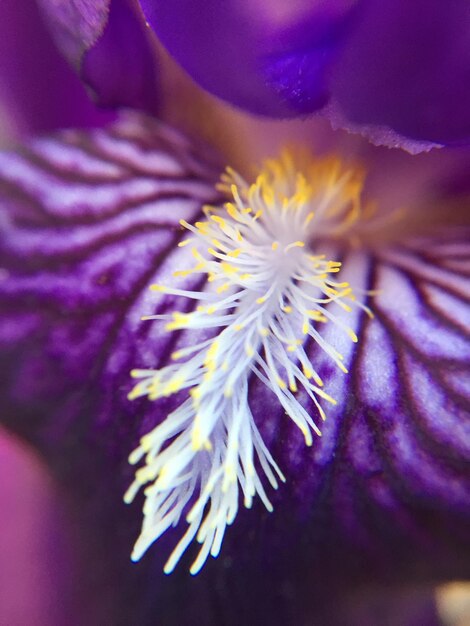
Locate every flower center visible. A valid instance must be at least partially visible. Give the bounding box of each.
[124,150,372,575]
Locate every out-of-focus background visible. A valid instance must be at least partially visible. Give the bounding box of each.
[0,0,111,146]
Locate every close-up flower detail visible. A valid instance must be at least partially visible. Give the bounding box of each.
[0,3,469,624]
[37,0,160,113]
[126,151,375,574]
[0,111,468,624]
[37,0,470,149]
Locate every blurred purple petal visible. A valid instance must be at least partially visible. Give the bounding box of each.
[140,0,360,117]
[141,0,470,146]
[330,0,470,145]
[308,586,442,626]
[0,0,112,135]
[0,113,222,621]
[0,116,469,621]
[34,0,470,146]
[0,429,79,626]
[39,0,160,112]
[36,0,111,69]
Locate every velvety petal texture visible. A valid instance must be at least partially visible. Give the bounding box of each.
[331,0,470,145]
[36,0,111,67]
[140,0,361,117]
[0,0,112,136]
[35,0,470,146]
[140,0,470,147]
[0,430,79,626]
[0,116,469,624]
[38,0,160,112]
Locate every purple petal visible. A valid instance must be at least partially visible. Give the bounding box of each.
[36,0,111,68]
[141,0,470,147]
[140,0,361,116]
[330,0,470,145]
[38,0,160,112]
[0,113,222,621]
[0,120,469,621]
[0,0,112,135]
[0,429,79,625]
[237,231,470,596]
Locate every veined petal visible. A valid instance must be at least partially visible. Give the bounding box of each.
[0,123,468,621]
[0,114,221,619]
[158,228,470,622]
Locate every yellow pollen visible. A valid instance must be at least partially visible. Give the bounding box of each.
[220,262,237,275]
[225,204,240,220]
[126,147,374,576]
[190,387,201,400]
[285,241,305,252]
[165,312,190,330]
[192,422,209,451]
[211,215,226,226]
[302,366,313,379]
[205,340,219,363]
[347,329,358,342]
[164,377,184,395]
[245,344,255,357]
[306,310,328,323]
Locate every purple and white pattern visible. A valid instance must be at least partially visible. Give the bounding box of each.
[0,114,468,622]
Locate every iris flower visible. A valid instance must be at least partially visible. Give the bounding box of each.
[0,2,469,625]
[37,0,470,149]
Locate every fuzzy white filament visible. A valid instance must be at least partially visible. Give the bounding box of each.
[125,151,372,574]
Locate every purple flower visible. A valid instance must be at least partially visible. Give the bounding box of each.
[0,3,469,623]
[38,0,470,148]
[0,0,113,138]
[37,0,160,114]
[0,110,469,623]
[0,429,80,626]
